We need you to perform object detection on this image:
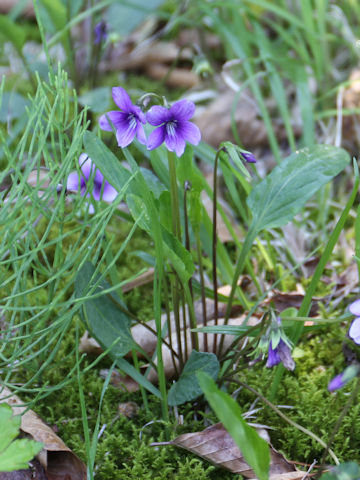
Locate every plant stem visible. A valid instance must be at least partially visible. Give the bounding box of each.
[196,231,208,351]
[212,148,224,353]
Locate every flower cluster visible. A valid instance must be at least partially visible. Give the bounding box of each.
[66,153,118,213]
[99,87,202,157]
[328,299,360,392]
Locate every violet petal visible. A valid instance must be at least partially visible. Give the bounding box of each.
[165,130,186,157]
[349,299,360,316]
[349,318,360,345]
[66,171,81,192]
[99,111,129,132]
[146,105,169,126]
[102,183,118,202]
[328,373,345,392]
[136,123,147,145]
[147,125,166,150]
[178,121,201,145]
[170,99,195,121]
[115,122,137,148]
[112,87,133,111]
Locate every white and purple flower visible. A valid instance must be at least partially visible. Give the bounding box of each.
[146,99,201,157]
[348,299,360,345]
[99,87,146,148]
[67,153,118,212]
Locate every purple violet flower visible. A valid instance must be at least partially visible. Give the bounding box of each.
[241,151,257,163]
[94,21,108,45]
[99,87,146,148]
[146,99,201,157]
[67,153,118,212]
[266,339,295,371]
[348,299,360,345]
[328,365,360,392]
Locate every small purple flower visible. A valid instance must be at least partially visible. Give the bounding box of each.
[146,99,201,157]
[348,299,360,345]
[266,339,295,371]
[99,87,146,148]
[241,151,256,163]
[67,153,118,212]
[328,365,360,392]
[94,21,108,45]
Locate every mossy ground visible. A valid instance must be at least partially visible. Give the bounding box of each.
[2,201,360,478]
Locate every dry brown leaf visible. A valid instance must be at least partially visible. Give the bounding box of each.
[145,64,199,88]
[163,423,302,478]
[121,268,154,293]
[0,386,86,480]
[118,402,139,418]
[0,0,33,16]
[263,289,322,317]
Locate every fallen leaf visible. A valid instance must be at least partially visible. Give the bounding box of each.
[0,387,86,480]
[263,290,323,316]
[157,423,303,479]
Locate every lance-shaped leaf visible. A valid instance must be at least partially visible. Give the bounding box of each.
[247,145,350,234]
[75,262,134,358]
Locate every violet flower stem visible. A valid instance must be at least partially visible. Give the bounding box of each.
[167,150,185,363]
[212,148,224,354]
[196,232,208,352]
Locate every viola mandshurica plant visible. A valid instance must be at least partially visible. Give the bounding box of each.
[66,153,118,213]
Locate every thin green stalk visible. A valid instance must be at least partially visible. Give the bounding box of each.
[196,231,208,351]
[212,148,224,353]
[218,227,257,355]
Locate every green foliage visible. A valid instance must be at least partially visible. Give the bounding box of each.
[247,145,350,234]
[75,261,134,358]
[168,351,219,406]
[0,14,26,52]
[198,372,270,480]
[0,403,42,472]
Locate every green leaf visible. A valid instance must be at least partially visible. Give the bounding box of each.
[78,87,111,114]
[197,372,270,480]
[0,404,43,472]
[84,131,136,194]
[75,262,134,358]
[39,0,67,31]
[162,227,195,283]
[105,0,165,36]
[0,14,26,51]
[247,144,350,233]
[168,351,219,406]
